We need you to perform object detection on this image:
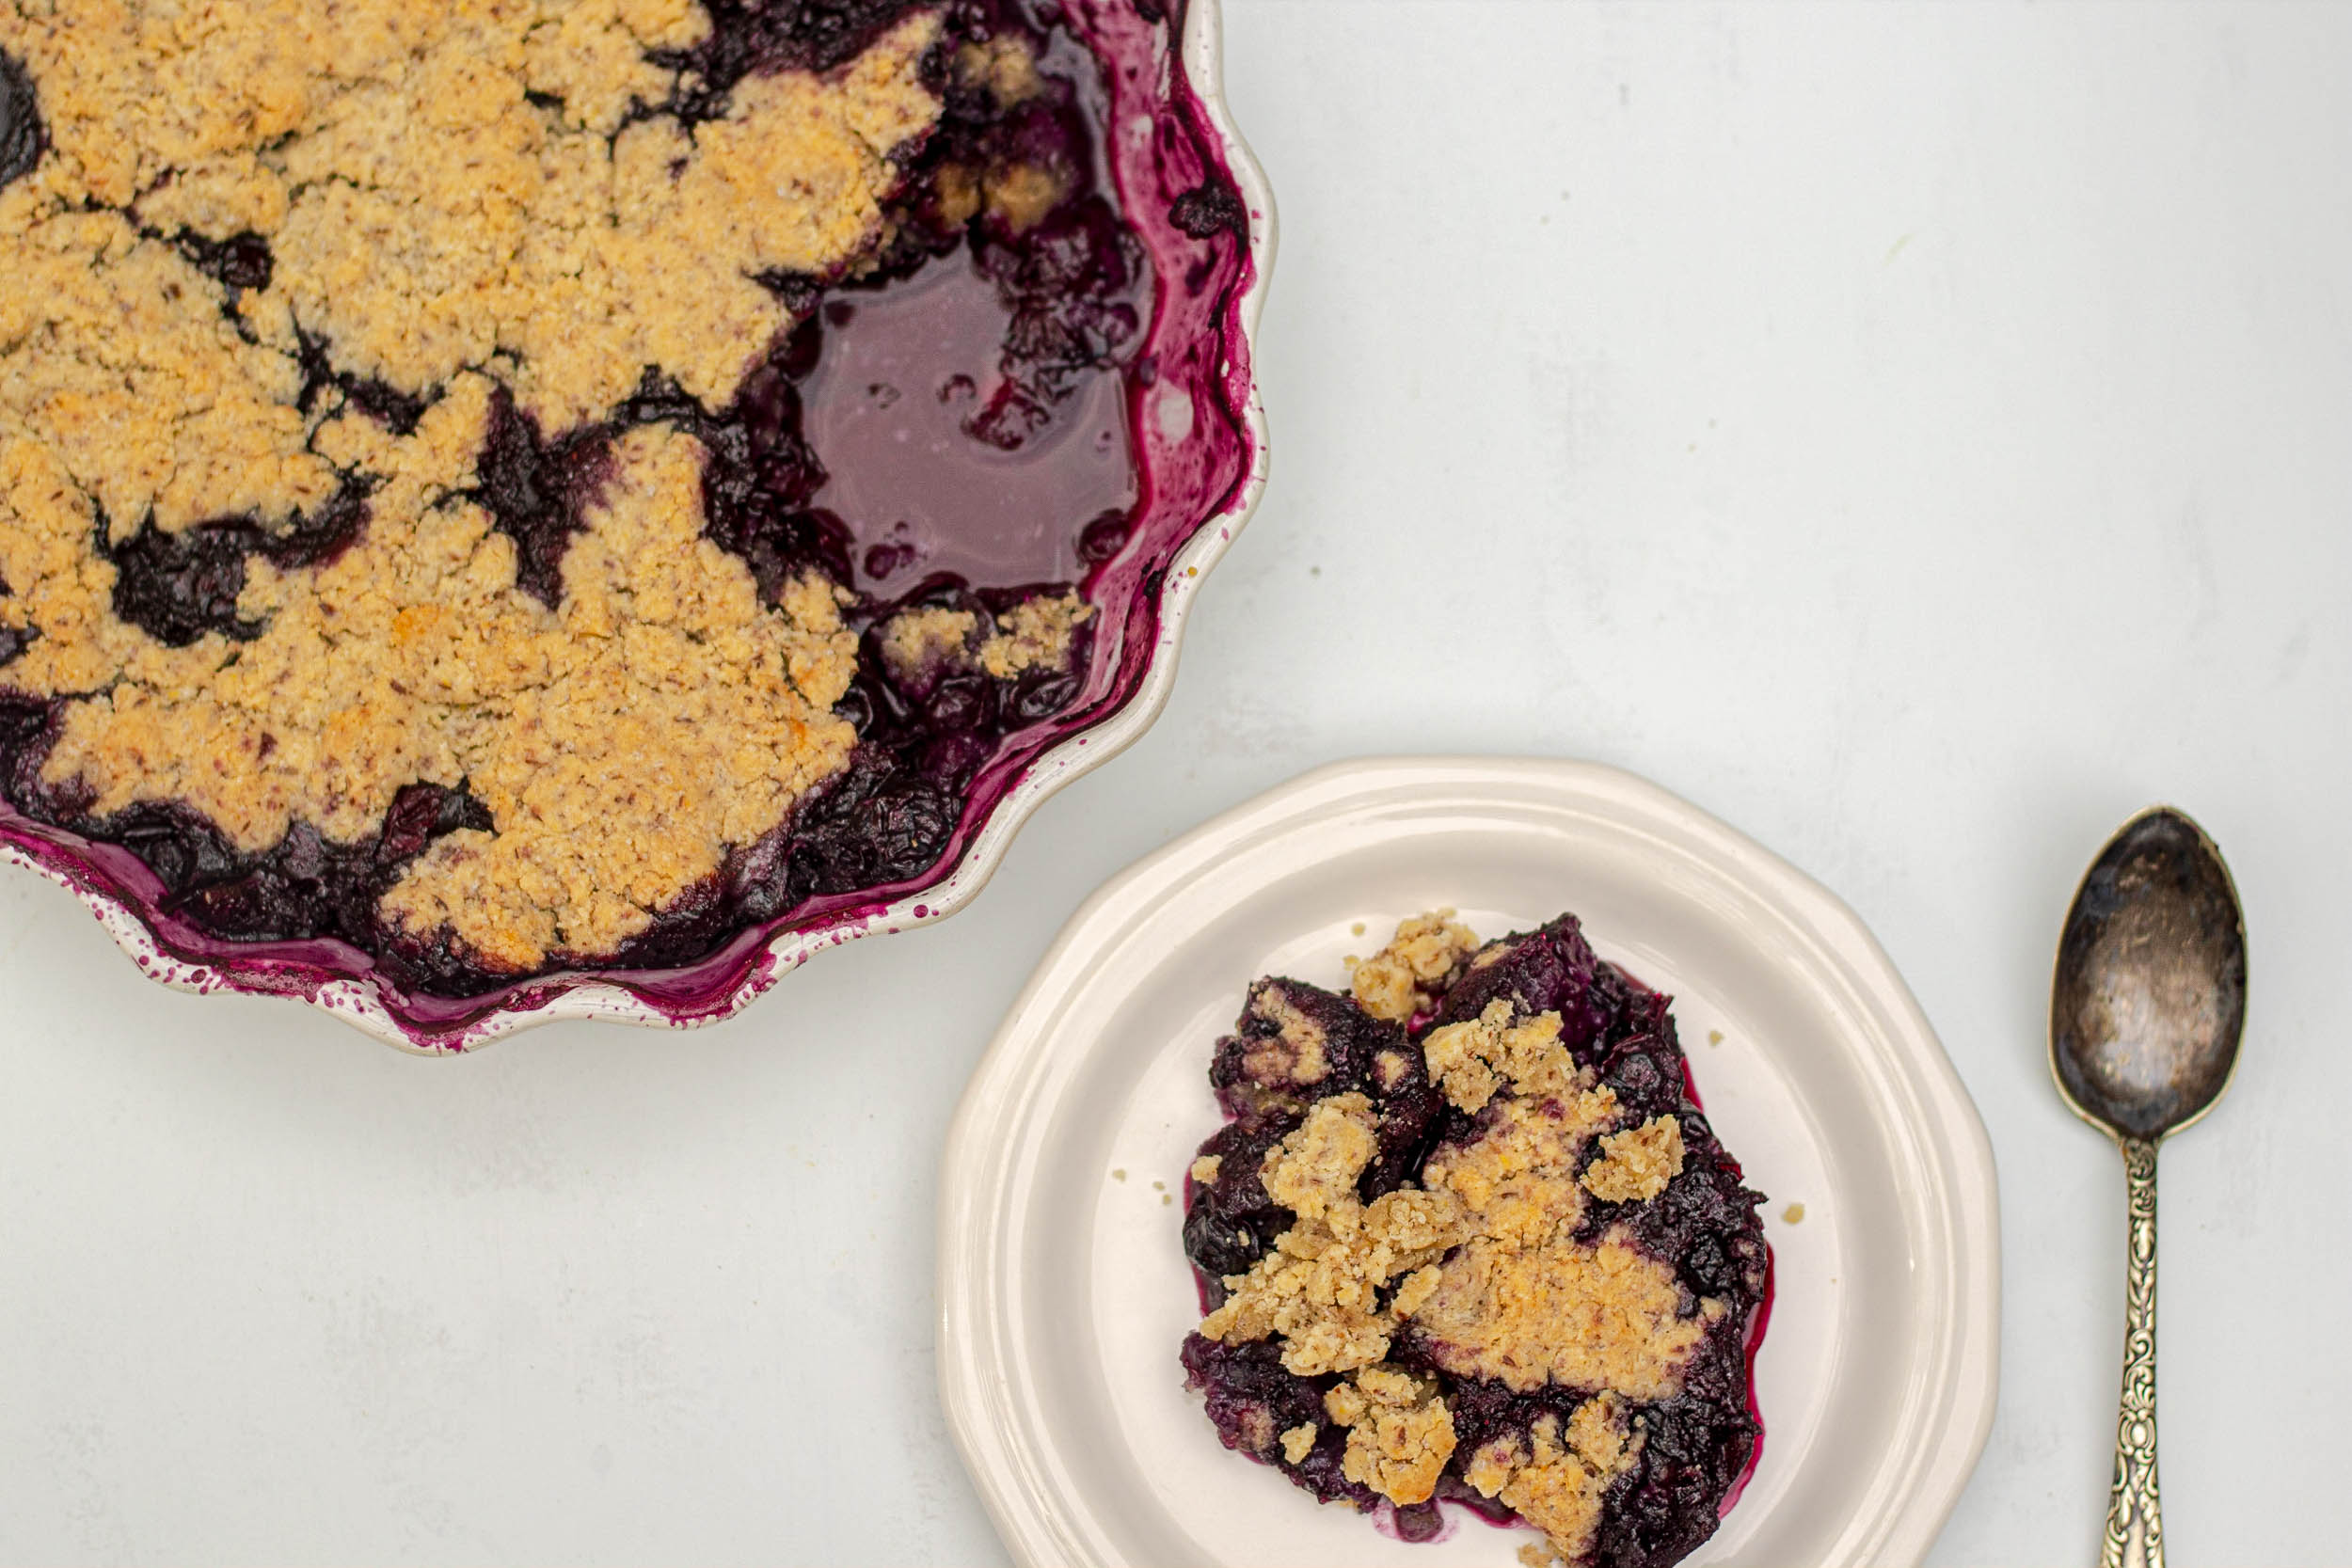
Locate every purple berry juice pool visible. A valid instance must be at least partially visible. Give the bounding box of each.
[1180,911,1770,1568]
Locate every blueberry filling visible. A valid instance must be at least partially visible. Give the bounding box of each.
[0,48,41,190]
[163,228,275,298]
[1180,915,1769,1568]
[660,0,936,125]
[92,483,376,648]
[0,571,30,668]
[467,390,620,610]
[292,325,432,438]
[0,0,1196,997]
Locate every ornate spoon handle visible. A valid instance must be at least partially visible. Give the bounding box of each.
[2103,1136,2163,1568]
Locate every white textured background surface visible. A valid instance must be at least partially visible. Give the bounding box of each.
[4,3,2347,1562]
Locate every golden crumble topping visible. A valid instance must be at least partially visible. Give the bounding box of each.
[1470,1397,1640,1568]
[1278,1421,1317,1466]
[1422,998,1594,1115]
[878,605,979,682]
[975,589,1092,679]
[1581,1115,1686,1205]
[878,590,1092,689]
[1199,1099,1469,1379]
[1188,1153,1222,1186]
[1349,908,1478,1022]
[979,159,1066,234]
[0,3,966,969]
[1410,1008,1715,1406]
[1325,1364,1457,1506]
[1259,1092,1378,1224]
[955,34,1042,109]
[1411,1222,1715,1402]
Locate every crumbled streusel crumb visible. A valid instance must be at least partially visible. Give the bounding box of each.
[1413,1221,1710,1402]
[1581,1116,1686,1205]
[956,34,1043,107]
[1326,1365,1456,1506]
[1189,1154,1222,1186]
[1389,1263,1443,1320]
[1259,1094,1378,1225]
[1350,909,1479,1022]
[879,607,981,685]
[1279,1422,1317,1465]
[977,590,1093,678]
[1237,1404,1275,1457]
[984,161,1068,233]
[372,426,858,969]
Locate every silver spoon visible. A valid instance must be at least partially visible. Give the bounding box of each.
[2050,806,2247,1568]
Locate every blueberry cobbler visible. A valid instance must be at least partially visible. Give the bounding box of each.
[0,0,1250,1003]
[1180,912,1770,1568]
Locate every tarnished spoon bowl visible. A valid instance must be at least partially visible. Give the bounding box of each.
[2051,806,2247,1568]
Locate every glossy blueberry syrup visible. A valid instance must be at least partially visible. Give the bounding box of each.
[0,0,1260,1033]
[1179,917,1771,1568]
[807,249,1136,593]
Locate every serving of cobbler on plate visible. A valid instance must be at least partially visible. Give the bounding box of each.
[1181,911,1771,1568]
[0,0,1259,1034]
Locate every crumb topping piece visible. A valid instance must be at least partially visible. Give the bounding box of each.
[878,590,1094,691]
[0,4,950,966]
[1413,1219,1711,1402]
[1411,1003,1715,1402]
[1200,1096,1469,1378]
[976,590,1093,679]
[878,606,980,686]
[1188,1153,1222,1186]
[1259,1093,1377,1223]
[372,424,860,969]
[1325,1365,1457,1506]
[1470,1396,1641,1568]
[1278,1421,1317,1466]
[955,35,1043,108]
[1581,1115,1686,1205]
[1422,999,1590,1114]
[1349,908,1478,1022]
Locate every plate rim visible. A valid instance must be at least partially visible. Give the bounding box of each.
[937,753,2001,1568]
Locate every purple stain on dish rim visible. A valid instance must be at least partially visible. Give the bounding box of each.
[0,0,1263,1046]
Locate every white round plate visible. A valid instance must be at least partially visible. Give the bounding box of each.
[938,756,1999,1567]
